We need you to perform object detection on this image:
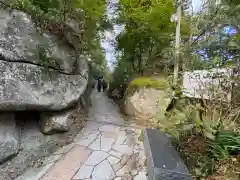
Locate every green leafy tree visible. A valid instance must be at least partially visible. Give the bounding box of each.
[114,0,175,78]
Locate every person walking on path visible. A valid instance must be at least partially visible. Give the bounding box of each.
[97,75,104,92]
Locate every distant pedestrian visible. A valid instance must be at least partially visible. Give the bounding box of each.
[97,75,104,92]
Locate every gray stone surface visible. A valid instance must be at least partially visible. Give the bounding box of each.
[85,151,109,166]
[92,160,115,180]
[100,124,120,132]
[0,113,20,163]
[0,9,88,111]
[39,109,75,134]
[82,129,100,136]
[75,133,100,147]
[144,128,192,180]
[112,144,133,155]
[72,164,94,179]
[89,137,101,151]
[84,121,103,131]
[109,149,123,158]
[101,136,115,152]
[107,156,120,165]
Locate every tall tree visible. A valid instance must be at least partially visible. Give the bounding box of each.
[115,0,175,74]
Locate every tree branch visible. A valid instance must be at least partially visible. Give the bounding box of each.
[192,7,220,44]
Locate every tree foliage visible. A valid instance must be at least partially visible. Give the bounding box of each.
[184,0,240,70]
[110,0,179,90]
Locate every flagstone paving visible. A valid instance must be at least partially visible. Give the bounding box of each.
[16,91,147,180]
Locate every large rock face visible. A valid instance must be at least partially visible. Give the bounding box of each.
[124,88,171,121]
[0,113,20,163]
[0,9,88,110]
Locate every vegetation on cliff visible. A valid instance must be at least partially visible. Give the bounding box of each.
[0,0,109,75]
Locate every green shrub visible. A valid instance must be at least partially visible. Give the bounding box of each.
[209,131,240,161]
[156,98,203,140]
[163,98,240,179]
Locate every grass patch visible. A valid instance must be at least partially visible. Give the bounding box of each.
[126,77,169,96]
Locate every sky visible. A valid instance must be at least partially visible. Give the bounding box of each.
[192,0,202,12]
[101,0,202,71]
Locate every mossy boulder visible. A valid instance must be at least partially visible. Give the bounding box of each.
[124,77,172,122]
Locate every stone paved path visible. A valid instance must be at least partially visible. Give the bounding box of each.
[16,91,147,180]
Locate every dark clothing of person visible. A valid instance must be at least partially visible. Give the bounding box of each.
[103,80,108,90]
[97,75,108,92]
[97,78,104,92]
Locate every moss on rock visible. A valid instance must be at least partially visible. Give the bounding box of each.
[126,77,169,96]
